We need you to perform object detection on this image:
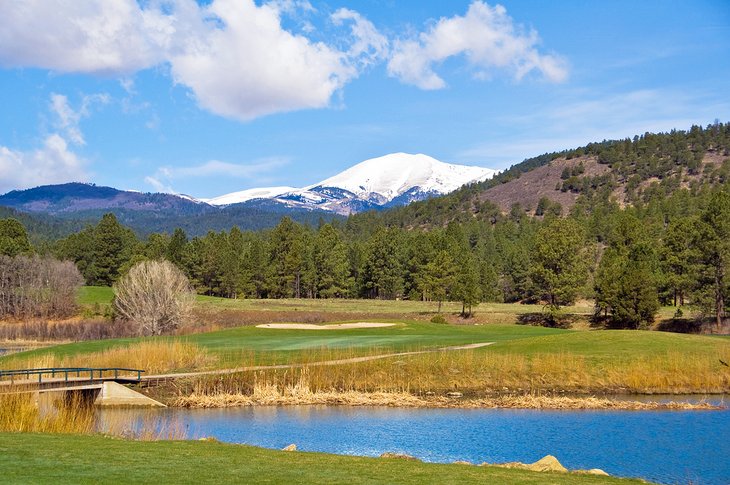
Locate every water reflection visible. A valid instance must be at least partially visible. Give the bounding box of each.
[100,402,730,485]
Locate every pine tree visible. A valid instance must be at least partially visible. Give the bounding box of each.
[361,228,404,299]
[0,218,32,256]
[691,192,730,330]
[416,249,456,312]
[313,224,352,298]
[453,252,481,317]
[167,228,188,266]
[531,218,588,309]
[269,217,306,298]
[594,212,660,328]
[660,218,696,306]
[86,213,137,286]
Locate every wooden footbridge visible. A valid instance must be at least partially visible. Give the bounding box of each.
[0,367,164,407]
[0,367,144,389]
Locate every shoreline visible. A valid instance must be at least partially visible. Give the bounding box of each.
[169,390,723,410]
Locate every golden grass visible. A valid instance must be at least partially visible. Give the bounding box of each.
[171,379,719,410]
[7,341,215,375]
[178,346,730,398]
[0,392,94,433]
[0,391,186,440]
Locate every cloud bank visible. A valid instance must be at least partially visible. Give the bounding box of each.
[0,1,567,121]
[0,135,87,193]
[145,157,291,194]
[387,2,568,89]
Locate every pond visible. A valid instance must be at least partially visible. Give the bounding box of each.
[100,401,730,485]
[0,347,21,356]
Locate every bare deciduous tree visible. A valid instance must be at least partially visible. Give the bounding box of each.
[113,260,194,336]
[0,255,83,319]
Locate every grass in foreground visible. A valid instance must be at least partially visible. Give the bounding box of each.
[0,433,644,485]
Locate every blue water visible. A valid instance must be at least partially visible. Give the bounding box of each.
[104,405,730,485]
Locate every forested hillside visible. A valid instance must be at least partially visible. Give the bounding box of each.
[379,122,730,228]
[2,123,729,331]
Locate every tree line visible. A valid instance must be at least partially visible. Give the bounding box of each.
[1,123,729,328]
[0,188,726,328]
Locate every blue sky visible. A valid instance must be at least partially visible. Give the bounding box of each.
[0,0,729,198]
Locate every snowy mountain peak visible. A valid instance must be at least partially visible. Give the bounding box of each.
[310,153,497,203]
[206,153,497,214]
[203,186,298,206]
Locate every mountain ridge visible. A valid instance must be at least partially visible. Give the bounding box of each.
[205,153,498,215]
[0,152,497,234]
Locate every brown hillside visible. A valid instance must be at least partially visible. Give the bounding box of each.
[479,156,609,213]
[480,151,725,214]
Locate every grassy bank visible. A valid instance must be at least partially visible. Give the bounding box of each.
[0,433,644,484]
[4,323,729,396]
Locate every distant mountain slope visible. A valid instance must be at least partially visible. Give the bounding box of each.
[0,205,89,243]
[207,153,498,215]
[376,123,730,227]
[0,183,340,237]
[0,183,209,215]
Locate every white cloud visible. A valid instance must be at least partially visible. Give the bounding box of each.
[49,93,110,145]
[0,91,112,193]
[0,0,172,75]
[168,0,356,121]
[0,135,88,193]
[387,1,568,90]
[0,1,566,120]
[143,175,175,194]
[331,8,389,68]
[145,157,291,193]
[0,0,382,121]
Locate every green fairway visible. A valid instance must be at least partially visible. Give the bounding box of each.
[75,286,689,328]
[490,329,730,360]
[1,322,566,367]
[77,285,599,316]
[0,434,642,485]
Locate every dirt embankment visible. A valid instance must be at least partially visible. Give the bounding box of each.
[171,389,719,411]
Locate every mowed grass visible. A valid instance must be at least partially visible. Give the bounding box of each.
[1,322,564,368]
[0,434,644,485]
[76,286,686,326]
[77,285,597,317]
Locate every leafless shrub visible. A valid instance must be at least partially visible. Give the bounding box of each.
[0,255,83,319]
[113,260,195,336]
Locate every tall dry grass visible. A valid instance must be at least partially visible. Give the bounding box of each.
[179,346,730,398]
[172,376,718,410]
[0,392,94,433]
[6,341,215,375]
[0,391,186,439]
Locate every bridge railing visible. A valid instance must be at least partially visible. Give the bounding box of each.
[0,367,145,384]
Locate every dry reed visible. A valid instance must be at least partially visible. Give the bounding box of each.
[176,346,730,400]
[0,392,94,433]
[171,379,719,411]
[0,391,187,440]
[5,341,215,375]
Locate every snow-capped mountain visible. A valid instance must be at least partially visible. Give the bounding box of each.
[202,186,298,206]
[207,153,497,215]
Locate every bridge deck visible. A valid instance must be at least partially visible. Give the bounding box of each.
[0,367,144,392]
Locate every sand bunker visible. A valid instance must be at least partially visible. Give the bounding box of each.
[256,322,396,330]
